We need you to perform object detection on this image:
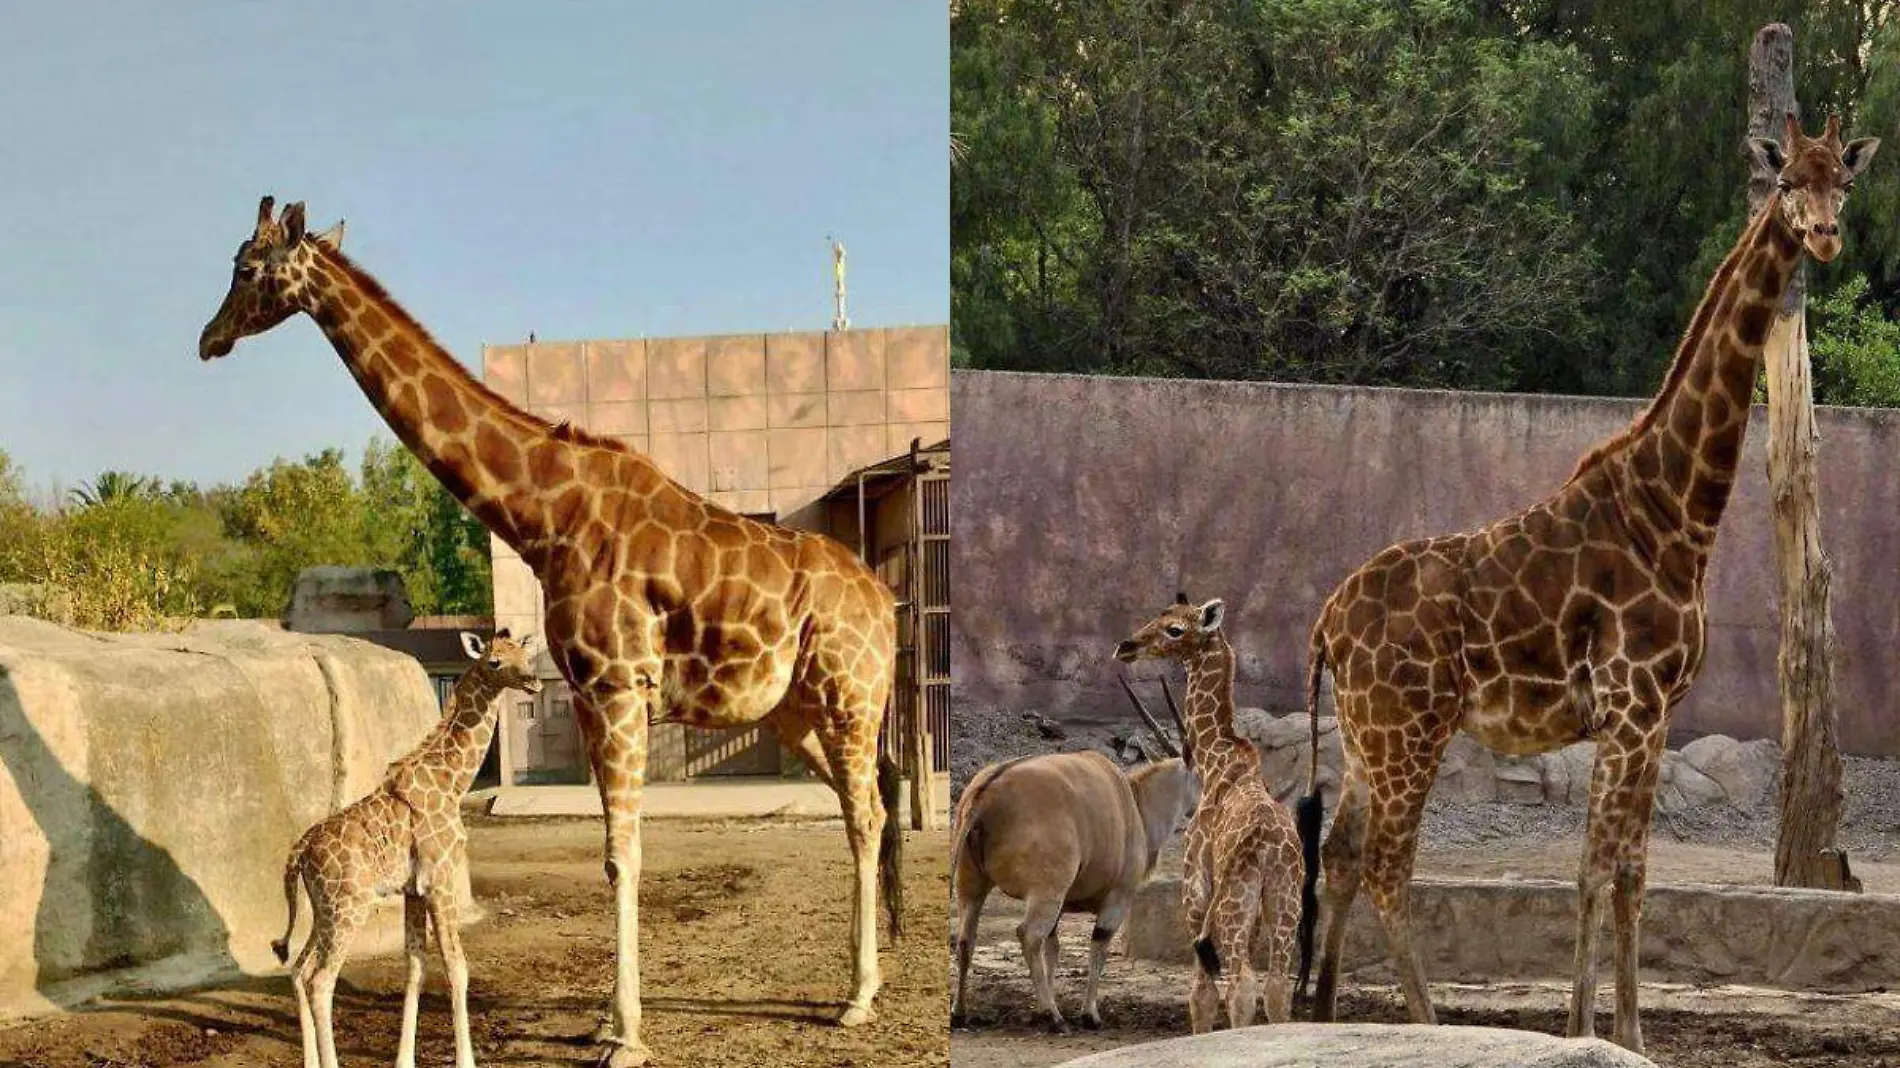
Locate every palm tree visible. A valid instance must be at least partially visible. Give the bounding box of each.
[70,470,160,508]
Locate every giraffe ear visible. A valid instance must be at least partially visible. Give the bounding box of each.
[1748,137,1787,174]
[312,220,346,251]
[255,195,276,234]
[280,202,307,245]
[1197,599,1225,633]
[460,632,486,660]
[1844,137,1881,178]
[1174,591,1190,606]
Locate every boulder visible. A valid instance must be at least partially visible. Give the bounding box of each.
[0,617,444,1020]
[1680,734,1781,809]
[1056,1024,1656,1067]
[1435,735,1498,803]
[284,566,414,633]
[1654,752,1727,814]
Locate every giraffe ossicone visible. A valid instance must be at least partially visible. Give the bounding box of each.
[200,197,907,1068]
[1301,113,1878,1054]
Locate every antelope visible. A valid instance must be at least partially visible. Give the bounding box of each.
[950,693,1197,1032]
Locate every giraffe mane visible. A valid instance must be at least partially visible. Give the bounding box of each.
[1563,206,1763,485]
[312,241,627,457]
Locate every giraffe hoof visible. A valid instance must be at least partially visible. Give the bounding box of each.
[1080,1013,1103,1031]
[590,1020,617,1044]
[838,1003,877,1027]
[1046,1018,1072,1035]
[595,1041,651,1068]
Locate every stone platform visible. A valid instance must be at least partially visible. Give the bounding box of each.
[1126,874,1900,991]
[1055,1024,1655,1067]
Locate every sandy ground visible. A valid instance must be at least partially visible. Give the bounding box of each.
[0,817,950,1068]
[951,836,1900,1068]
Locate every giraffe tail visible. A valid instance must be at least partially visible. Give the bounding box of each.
[877,753,905,942]
[1295,623,1328,999]
[272,841,304,965]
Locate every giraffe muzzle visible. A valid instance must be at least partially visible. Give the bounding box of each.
[198,331,235,361]
[1112,639,1140,663]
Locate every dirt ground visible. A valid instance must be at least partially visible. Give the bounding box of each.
[952,837,1900,1068]
[0,816,950,1068]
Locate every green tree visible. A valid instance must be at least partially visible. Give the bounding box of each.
[69,470,161,508]
[360,438,493,616]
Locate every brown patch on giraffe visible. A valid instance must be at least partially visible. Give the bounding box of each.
[1736,303,1774,346]
[421,375,469,434]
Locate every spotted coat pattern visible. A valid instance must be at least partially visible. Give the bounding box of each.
[1303,116,1879,1054]
[1118,599,1303,1033]
[200,199,900,1068]
[275,633,540,1068]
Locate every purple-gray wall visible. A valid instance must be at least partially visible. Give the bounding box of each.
[951,370,1900,756]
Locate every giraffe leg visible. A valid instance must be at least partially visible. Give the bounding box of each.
[1017,895,1067,1032]
[1208,847,1265,1031]
[1187,963,1219,1035]
[769,712,837,790]
[306,916,360,1068]
[1362,788,1439,1025]
[586,689,654,1068]
[1254,866,1300,1024]
[290,922,320,1068]
[1080,898,1128,1029]
[1568,714,1664,1052]
[819,710,885,1026]
[1311,774,1367,1021]
[428,887,477,1068]
[950,870,990,1026]
[395,892,429,1068]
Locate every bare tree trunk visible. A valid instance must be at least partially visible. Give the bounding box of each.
[1745,23,1858,892]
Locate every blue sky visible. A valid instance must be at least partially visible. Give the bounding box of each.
[0,3,947,491]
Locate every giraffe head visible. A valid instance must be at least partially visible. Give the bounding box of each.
[460,628,544,695]
[1113,592,1226,664]
[197,196,346,361]
[1748,113,1879,264]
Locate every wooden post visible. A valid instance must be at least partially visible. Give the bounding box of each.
[1744,23,1858,892]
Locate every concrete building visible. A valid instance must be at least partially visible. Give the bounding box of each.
[480,326,950,798]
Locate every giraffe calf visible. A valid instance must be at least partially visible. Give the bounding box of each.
[952,750,1197,1032]
[274,631,541,1068]
[1116,595,1319,1034]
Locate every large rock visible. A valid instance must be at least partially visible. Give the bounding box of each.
[1124,873,1900,992]
[284,566,414,632]
[1680,734,1781,809]
[1057,1024,1655,1067]
[0,618,444,1019]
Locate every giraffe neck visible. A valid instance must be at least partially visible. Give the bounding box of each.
[423,673,510,798]
[297,244,666,560]
[1178,636,1254,787]
[1587,202,1804,542]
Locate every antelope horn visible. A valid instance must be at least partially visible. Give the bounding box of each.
[1118,673,1181,759]
[1159,676,1193,765]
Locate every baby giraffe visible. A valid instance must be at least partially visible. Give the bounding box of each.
[274,630,541,1068]
[1115,595,1316,1032]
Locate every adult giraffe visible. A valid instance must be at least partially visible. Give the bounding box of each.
[1301,114,1877,1053]
[199,197,904,1067]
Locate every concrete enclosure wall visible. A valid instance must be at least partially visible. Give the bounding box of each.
[951,371,1900,755]
[0,618,443,1019]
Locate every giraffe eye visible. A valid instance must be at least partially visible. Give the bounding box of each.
[1777,176,1793,192]
[487,658,501,669]
[1164,625,1185,638]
